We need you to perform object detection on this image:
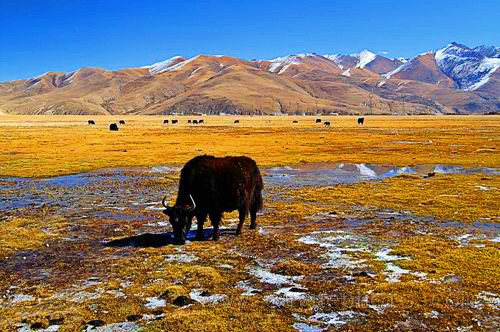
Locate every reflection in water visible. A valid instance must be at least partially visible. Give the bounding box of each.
[265,163,498,187]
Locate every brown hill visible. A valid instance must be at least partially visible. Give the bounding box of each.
[385,53,456,88]
[365,56,403,74]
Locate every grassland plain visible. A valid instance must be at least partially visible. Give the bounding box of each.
[0,115,498,331]
[0,115,498,177]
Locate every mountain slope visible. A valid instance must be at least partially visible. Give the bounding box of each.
[384,53,456,88]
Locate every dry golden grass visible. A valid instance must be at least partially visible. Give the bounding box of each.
[0,216,68,258]
[0,115,498,177]
[0,115,498,331]
[293,174,500,223]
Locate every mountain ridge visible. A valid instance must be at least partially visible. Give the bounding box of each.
[0,42,498,115]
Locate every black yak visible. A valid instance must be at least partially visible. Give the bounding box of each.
[193,120,198,124]
[109,123,119,131]
[324,121,331,127]
[172,120,178,124]
[316,119,322,123]
[162,155,263,244]
[163,120,169,124]
[119,120,125,125]
[88,120,96,125]
[188,120,192,123]
[234,120,240,124]
[199,119,204,124]
[358,117,365,125]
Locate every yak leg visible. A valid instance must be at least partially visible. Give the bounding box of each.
[236,207,249,235]
[249,191,261,230]
[249,208,257,229]
[195,212,208,241]
[209,211,222,241]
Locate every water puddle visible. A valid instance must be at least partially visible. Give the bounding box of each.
[0,167,175,217]
[265,163,498,187]
[1,163,497,214]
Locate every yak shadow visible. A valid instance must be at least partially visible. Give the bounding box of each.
[104,228,235,248]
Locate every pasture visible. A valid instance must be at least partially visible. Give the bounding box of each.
[0,115,499,331]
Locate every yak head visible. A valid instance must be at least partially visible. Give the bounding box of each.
[162,195,196,245]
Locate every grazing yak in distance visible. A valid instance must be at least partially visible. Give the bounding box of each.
[188,120,192,123]
[358,117,365,125]
[193,120,198,124]
[293,120,298,123]
[316,119,322,123]
[163,120,169,124]
[324,121,331,127]
[119,120,125,125]
[88,120,95,125]
[199,119,204,124]
[234,120,240,124]
[109,123,119,131]
[172,120,178,124]
[162,155,263,244]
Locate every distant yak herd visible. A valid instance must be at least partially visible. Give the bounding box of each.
[86,117,366,131]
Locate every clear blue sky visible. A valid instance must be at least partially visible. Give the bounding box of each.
[1,0,499,81]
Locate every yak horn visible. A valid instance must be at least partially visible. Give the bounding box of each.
[189,194,196,211]
[162,196,170,208]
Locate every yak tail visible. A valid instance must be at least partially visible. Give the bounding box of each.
[252,188,263,211]
[251,168,264,211]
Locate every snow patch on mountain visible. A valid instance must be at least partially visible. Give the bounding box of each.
[268,54,314,74]
[464,58,500,90]
[144,56,185,75]
[382,66,401,79]
[61,70,79,85]
[384,62,415,78]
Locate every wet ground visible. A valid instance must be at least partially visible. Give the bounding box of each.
[0,163,499,331]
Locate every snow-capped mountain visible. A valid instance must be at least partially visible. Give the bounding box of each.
[381,42,500,91]
[325,50,372,69]
[0,42,498,115]
[356,50,377,68]
[324,50,374,69]
[434,42,500,90]
[324,50,402,74]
